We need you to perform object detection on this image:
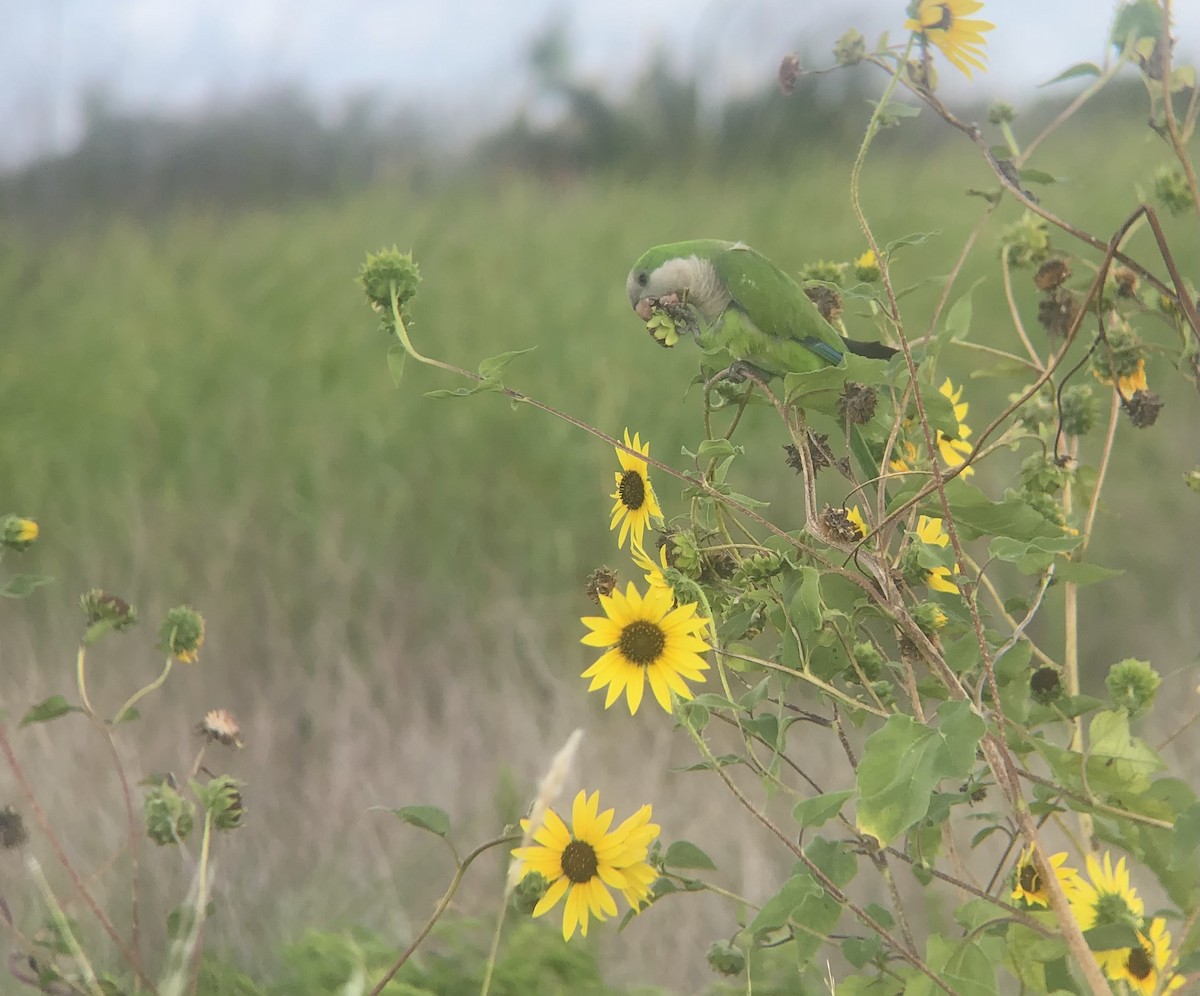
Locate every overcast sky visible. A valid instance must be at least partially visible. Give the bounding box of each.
[2,0,1197,168]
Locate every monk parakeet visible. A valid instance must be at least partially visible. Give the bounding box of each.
[626,239,895,375]
[625,239,897,492]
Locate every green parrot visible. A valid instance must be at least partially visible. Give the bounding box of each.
[626,239,895,373]
[625,238,897,490]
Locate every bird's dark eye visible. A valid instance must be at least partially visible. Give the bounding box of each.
[637,271,648,287]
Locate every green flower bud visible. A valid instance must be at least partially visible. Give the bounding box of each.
[357,247,420,328]
[1060,384,1099,437]
[1185,467,1200,493]
[853,250,881,283]
[144,784,195,846]
[194,775,246,832]
[912,601,948,636]
[1092,320,1145,386]
[988,101,1016,125]
[707,940,746,977]
[1153,167,1194,217]
[797,260,846,285]
[853,641,886,680]
[511,871,549,916]
[998,212,1050,269]
[833,29,866,66]
[1106,658,1161,716]
[0,515,38,551]
[157,606,205,664]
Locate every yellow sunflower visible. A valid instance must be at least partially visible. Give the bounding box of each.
[610,429,662,550]
[936,377,974,478]
[1119,917,1186,994]
[511,790,660,940]
[1094,356,1149,398]
[1069,852,1145,978]
[889,439,919,474]
[1010,845,1081,908]
[631,538,672,597]
[905,0,995,79]
[846,505,869,539]
[915,515,960,594]
[580,581,710,714]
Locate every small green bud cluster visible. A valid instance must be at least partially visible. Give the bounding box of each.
[1106,659,1161,717]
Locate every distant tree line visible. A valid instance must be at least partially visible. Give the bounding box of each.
[0,20,1148,225]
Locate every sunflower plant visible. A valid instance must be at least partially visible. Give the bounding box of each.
[362,2,1199,993]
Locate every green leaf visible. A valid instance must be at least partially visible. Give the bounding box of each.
[1082,923,1139,952]
[1051,560,1123,586]
[923,481,1061,542]
[385,344,406,386]
[856,700,984,845]
[988,534,1083,573]
[20,695,78,727]
[942,279,983,345]
[1018,168,1058,186]
[749,874,821,936]
[1039,62,1101,86]
[696,438,736,462]
[663,840,717,870]
[1088,710,1163,792]
[478,347,535,382]
[882,231,937,255]
[790,566,823,635]
[1,574,54,598]
[388,805,450,837]
[792,790,854,828]
[905,935,998,996]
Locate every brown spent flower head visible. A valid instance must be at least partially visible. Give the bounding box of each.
[0,806,29,849]
[81,589,138,631]
[805,285,842,324]
[197,709,243,748]
[822,505,864,544]
[838,382,878,425]
[777,53,803,95]
[1111,266,1139,298]
[586,566,620,603]
[1030,666,1064,704]
[1037,291,1079,338]
[784,430,846,476]
[1124,389,1164,429]
[1034,258,1072,292]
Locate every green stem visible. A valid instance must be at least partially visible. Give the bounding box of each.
[113,657,173,725]
[369,836,517,996]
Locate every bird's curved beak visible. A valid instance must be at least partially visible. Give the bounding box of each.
[634,297,654,321]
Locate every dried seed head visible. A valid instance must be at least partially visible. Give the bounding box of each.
[1037,291,1079,338]
[1034,258,1071,292]
[838,382,878,425]
[777,53,803,95]
[805,285,843,324]
[822,504,864,544]
[197,709,243,748]
[585,566,619,603]
[1124,389,1164,428]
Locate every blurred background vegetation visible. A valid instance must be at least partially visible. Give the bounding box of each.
[1,11,1198,994]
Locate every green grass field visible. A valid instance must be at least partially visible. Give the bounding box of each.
[2,99,1199,991]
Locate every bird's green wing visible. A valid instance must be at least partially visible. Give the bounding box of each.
[713,244,847,365]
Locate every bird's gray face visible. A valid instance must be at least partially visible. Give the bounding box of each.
[626,258,692,321]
